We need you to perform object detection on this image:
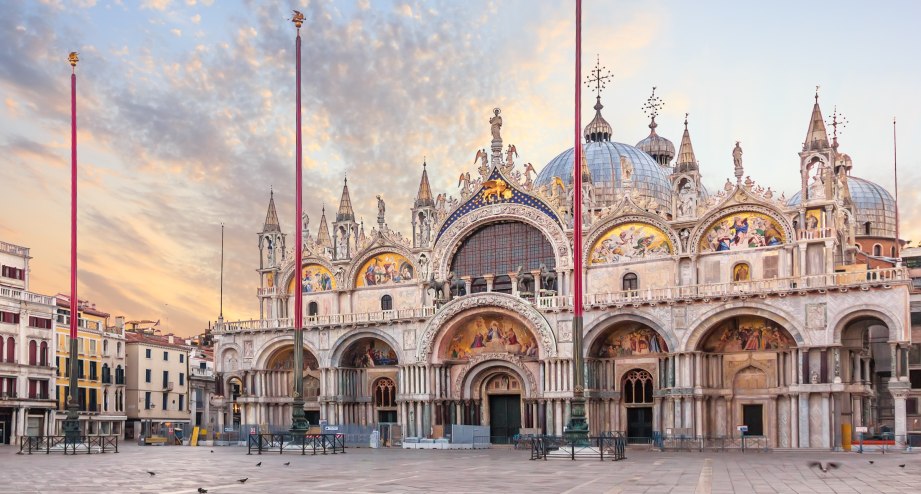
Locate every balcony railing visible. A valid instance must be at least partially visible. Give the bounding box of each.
[191,367,215,378]
[796,228,835,240]
[0,392,18,399]
[0,240,29,257]
[0,286,56,306]
[214,268,908,334]
[585,267,908,306]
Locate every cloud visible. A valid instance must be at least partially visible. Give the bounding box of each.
[141,0,172,11]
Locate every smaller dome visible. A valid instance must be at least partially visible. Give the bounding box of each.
[583,97,613,143]
[636,118,675,167]
[787,175,896,238]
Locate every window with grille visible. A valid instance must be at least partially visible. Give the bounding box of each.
[622,369,654,404]
[374,377,396,408]
[380,295,393,311]
[450,221,555,283]
[308,301,319,316]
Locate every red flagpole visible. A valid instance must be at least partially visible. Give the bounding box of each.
[70,61,78,342]
[294,27,303,331]
[573,0,583,316]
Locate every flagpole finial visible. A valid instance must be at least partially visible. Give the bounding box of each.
[68,51,79,71]
[291,10,305,30]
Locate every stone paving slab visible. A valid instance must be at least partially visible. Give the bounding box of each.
[1,444,919,493]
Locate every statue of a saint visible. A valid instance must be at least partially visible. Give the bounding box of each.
[489,108,502,141]
[376,195,386,224]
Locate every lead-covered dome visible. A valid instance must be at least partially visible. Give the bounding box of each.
[534,97,673,210]
[787,175,896,238]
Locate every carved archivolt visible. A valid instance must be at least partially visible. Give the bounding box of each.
[415,292,557,361]
[431,204,571,280]
[688,203,794,256]
[452,353,538,399]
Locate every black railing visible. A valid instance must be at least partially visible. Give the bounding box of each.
[19,435,119,455]
[247,433,346,456]
[656,434,771,453]
[529,434,627,461]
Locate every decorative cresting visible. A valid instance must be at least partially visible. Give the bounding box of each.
[432,204,571,280]
[281,255,337,294]
[416,292,557,361]
[345,245,416,290]
[453,353,539,399]
[435,167,562,242]
[583,214,680,266]
[691,204,793,255]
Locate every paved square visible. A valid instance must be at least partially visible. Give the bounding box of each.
[1,444,919,493]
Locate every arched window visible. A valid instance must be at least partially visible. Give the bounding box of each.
[116,342,122,357]
[450,221,555,286]
[891,246,896,258]
[103,340,108,355]
[307,301,319,316]
[864,222,872,235]
[380,295,393,311]
[115,365,124,385]
[39,341,48,366]
[873,244,882,257]
[6,337,14,363]
[28,340,37,366]
[103,389,108,412]
[622,369,654,404]
[374,377,396,408]
[471,278,488,293]
[622,273,639,292]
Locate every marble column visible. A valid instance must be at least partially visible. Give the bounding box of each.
[891,383,910,444]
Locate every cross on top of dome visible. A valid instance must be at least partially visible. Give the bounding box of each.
[642,86,665,130]
[583,55,614,142]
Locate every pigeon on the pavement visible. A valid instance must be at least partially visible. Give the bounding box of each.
[284,462,290,466]
[238,478,249,484]
[869,460,874,464]
[197,489,208,493]
[899,464,906,468]
[807,461,840,473]
[256,462,262,467]
[146,471,156,476]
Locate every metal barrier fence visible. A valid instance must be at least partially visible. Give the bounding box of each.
[853,434,921,453]
[529,434,627,461]
[247,433,345,455]
[19,435,119,455]
[658,435,770,453]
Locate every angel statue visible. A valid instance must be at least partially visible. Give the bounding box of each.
[457,171,472,192]
[474,148,488,169]
[523,162,537,182]
[505,144,518,167]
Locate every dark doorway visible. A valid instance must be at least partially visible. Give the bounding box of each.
[377,410,397,423]
[626,407,653,442]
[305,411,320,425]
[0,410,10,444]
[742,404,764,436]
[488,394,521,444]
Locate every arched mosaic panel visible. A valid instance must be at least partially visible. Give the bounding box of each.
[698,212,785,253]
[589,222,674,264]
[355,252,415,287]
[287,264,335,293]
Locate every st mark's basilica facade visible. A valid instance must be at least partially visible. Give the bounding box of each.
[212,88,913,449]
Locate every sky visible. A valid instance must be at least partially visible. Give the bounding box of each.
[2,0,920,337]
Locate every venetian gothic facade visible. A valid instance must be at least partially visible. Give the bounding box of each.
[212,91,914,449]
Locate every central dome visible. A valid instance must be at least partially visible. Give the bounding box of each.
[534,96,673,210]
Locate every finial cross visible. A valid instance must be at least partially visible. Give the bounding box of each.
[642,86,664,121]
[827,105,848,139]
[584,54,613,99]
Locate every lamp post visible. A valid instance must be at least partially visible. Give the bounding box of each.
[289,10,309,433]
[564,0,589,443]
[62,51,82,444]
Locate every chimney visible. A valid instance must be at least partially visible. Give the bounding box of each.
[115,316,125,332]
[167,335,175,344]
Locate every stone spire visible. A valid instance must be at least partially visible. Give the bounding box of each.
[336,176,355,222]
[804,88,830,151]
[262,187,281,233]
[675,114,698,173]
[415,160,434,208]
[316,205,332,249]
